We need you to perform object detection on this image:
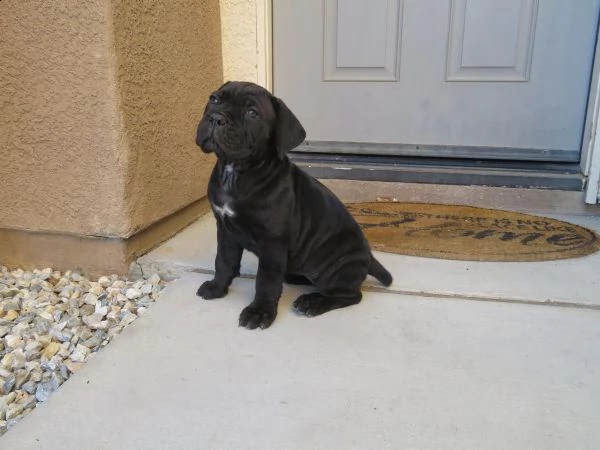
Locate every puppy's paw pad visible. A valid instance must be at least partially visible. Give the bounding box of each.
[239,303,276,330]
[196,280,228,300]
[292,294,329,317]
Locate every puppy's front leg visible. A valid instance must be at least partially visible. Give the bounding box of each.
[197,224,243,300]
[238,245,287,330]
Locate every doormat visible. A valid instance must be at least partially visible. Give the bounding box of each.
[346,202,600,262]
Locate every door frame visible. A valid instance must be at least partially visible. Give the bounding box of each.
[257,0,273,91]
[582,11,600,204]
[585,134,600,203]
[263,0,600,204]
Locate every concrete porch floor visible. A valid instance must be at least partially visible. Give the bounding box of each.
[3,212,600,449]
[135,213,600,309]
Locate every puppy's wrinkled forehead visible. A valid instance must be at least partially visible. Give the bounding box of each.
[211,82,275,118]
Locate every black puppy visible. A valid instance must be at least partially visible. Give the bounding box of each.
[195,81,392,329]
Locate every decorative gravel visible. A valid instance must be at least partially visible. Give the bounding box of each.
[0,266,166,436]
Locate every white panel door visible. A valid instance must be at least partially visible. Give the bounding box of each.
[273,0,600,161]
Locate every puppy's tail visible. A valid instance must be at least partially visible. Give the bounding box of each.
[368,253,393,287]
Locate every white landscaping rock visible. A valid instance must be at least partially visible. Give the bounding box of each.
[0,266,166,436]
[125,288,143,300]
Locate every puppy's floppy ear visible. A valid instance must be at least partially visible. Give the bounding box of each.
[272,96,306,159]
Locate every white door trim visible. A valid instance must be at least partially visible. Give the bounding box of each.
[257,0,273,91]
[583,17,600,204]
[586,141,600,204]
[585,96,600,201]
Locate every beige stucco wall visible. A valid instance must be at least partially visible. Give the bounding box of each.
[110,0,223,236]
[0,1,128,236]
[0,0,222,239]
[220,0,259,82]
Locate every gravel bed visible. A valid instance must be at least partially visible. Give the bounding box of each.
[0,266,167,436]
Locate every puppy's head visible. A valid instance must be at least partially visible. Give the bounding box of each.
[196,81,306,161]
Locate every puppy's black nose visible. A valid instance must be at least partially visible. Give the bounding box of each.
[209,113,226,127]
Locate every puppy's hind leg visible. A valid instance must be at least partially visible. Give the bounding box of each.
[292,261,367,317]
[292,292,362,317]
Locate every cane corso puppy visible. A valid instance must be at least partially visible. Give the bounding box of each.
[195,81,392,329]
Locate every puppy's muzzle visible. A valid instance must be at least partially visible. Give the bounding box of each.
[208,112,226,127]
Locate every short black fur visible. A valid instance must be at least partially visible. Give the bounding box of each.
[195,81,392,329]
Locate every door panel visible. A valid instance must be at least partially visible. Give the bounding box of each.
[446,0,537,81]
[273,0,600,161]
[324,0,402,81]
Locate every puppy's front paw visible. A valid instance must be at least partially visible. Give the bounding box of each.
[238,302,276,330]
[196,280,228,300]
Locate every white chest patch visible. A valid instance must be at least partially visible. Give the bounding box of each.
[214,202,235,218]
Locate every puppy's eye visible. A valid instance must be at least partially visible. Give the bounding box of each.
[247,108,258,119]
[209,95,220,104]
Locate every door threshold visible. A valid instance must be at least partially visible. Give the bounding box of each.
[296,141,580,162]
[290,153,584,191]
[316,180,599,217]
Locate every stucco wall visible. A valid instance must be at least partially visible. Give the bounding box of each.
[110,0,223,236]
[220,0,259,82]
[0,1,128,236]
[0,0,222,238]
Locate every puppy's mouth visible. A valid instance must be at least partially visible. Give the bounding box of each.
[196,124,223,153]
[196,124,254,161]
[199,135,241,160]
[198,135,218,152]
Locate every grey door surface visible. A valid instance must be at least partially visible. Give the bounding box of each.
[273,0,600,161]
